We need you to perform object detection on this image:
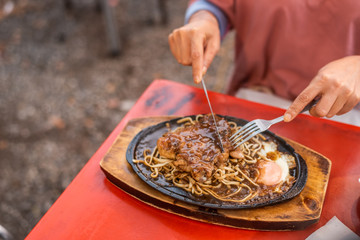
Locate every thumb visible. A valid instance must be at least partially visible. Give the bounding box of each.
[202,37,220,77]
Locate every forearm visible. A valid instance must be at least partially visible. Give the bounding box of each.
[185,0,228,38]
[188,10,218,28]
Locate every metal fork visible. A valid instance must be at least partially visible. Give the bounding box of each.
[230,99,319,149]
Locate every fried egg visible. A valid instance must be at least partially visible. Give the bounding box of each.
[257,141,295,186]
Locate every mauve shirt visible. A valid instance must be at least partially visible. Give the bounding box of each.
[189,0,360,100]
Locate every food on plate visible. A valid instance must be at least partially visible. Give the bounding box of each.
[133,114,297,204]
[156,114,232,183]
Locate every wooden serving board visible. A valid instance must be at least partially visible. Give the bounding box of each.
[100,117,332,231]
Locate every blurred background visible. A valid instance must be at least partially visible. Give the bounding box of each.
[0,0,233,239]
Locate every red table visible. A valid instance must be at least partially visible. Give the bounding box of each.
[26,80,360,239]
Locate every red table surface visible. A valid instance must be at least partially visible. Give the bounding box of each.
[26,80,360,240]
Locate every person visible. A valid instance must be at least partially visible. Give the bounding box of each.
[168,0,360,124]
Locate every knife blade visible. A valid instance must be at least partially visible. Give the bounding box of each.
[201,78,225,153]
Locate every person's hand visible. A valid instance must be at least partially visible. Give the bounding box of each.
[168,10,220,84]
[284,55,360,122]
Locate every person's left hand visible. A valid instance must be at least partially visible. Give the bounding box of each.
[284,55,360,122]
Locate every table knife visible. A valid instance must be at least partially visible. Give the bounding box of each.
[201,78,225,152]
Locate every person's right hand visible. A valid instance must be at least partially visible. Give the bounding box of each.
[168,10,221,84]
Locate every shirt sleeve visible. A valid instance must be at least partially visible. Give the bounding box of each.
[185,0,229,38]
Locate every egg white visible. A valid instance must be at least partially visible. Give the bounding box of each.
[275,155,289,182]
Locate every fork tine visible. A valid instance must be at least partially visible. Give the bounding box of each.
[229,121,256,140]
[233,129,262,149]
[231,121,258,142]
[231,125,257,144]
[231,124,259,146]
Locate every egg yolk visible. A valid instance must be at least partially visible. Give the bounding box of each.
[257,160,282,186]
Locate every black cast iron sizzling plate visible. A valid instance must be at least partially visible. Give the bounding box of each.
[126,115,307,209]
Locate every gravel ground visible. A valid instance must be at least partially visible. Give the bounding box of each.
[0,1,233,239]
